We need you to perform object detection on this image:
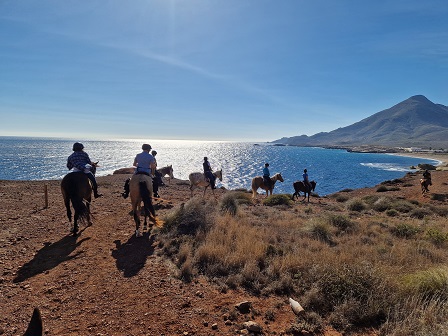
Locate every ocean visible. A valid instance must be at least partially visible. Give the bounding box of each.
[0,137,439,196]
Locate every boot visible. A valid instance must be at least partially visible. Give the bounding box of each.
[94,188,103,198]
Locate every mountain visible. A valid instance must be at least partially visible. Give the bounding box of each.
[273,95,448,149]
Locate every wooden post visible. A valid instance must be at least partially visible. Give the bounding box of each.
[44,184,48,209]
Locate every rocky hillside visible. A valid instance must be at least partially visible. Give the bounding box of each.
[273,95,448,149]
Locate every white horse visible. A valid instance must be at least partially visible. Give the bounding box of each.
[189,169,223,198]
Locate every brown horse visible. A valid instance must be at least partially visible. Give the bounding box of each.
[420,178,431,194]
[251,173,284,198]
[61,162,98,235]
[129,173,157,237]
[189,169,223,198]
[157,165,174,184]
[292,180,317,202]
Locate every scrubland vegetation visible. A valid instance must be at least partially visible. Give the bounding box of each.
[157,190,448,335]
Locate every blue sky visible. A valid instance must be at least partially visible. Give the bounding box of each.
[1,0,447,142]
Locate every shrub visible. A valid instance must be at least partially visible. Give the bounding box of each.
[346,198,366,212]
[426,228,448,247]
[431,193,447,202]
[335,194,349,202]
[219,193,239,216]
[376,185,389,192]
[391,200,415,213]
[304,220,332,244]
[327,214,356,233]
[390,223,421,239]
[262,194,293,206]
[386,209,399,217]
[410,208,431,219]
[161,198,212,235]
[372,197,393,212]
[402,267,448,299]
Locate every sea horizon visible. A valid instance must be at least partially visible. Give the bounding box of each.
[0,136,439,196]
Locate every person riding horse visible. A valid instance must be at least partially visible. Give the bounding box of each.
[263,163,272,189]
[423,169,432,186]
[203,157,216,189]
[67,142,102,198]
[122,144,156,198]
[303,169,312,193]
[151,150,163,198]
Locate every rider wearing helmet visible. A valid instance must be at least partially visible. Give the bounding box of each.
[67,142,102,198]
[303,169,311,192]
[203,157,216,189]
[151,150,163,198]
[263,163,271,189]
[122,144,156,199]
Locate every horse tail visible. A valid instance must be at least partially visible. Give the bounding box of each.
[61,175,89,223]
[139,181,155,217]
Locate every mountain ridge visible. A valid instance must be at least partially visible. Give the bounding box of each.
[273,95,448,149]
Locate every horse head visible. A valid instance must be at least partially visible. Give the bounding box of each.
[274,173,284,182]
[215,169,223,181]
[90,161,99,175]
[168,165,174,179]
[311,180,317,191]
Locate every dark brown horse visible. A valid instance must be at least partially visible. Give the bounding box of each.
[420,178,431,194]
[129,173,157,237]
[292,180,317,202]
[61,162,98,235]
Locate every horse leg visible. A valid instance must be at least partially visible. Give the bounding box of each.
[64,197,72,223]
[86,202,92,226]
[72,212,79,236]
[133,209,142,237]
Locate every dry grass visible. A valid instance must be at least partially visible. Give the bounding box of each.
[157,188,448,334]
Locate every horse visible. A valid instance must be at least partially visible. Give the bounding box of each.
[129,173,157,237]
[251,173,284,198]
[61,162,98,236]
[420,178,431,194]
[157,165,174,184]
[292,180,317,202]
[189,169,223,198]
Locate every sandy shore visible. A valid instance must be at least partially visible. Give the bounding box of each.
[388,152,448,169]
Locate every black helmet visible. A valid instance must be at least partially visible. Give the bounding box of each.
[142,144,152,151]
[304,169,307,173]
[72,142,84,151]
[151,150,157,155]
[265,163,269,167]
[204,157,208,161]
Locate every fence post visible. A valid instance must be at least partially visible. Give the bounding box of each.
[44,184,48,209]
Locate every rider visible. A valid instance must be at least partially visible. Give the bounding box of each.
[423,169,432,186]
[67,142,102,198]
[151,150,162,198]
[122,144,156,198]
[303,169,311,192]
[263,163,271,189]
[203,157,216,189]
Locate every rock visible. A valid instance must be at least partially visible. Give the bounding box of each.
[235,301,251,314]
[113,167,135,174]
[289,297,305,316]
[242,321,262,333]
[418,163,437,171]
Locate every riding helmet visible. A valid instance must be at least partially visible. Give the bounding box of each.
[151,150,157,155]
[142,144,152,151]
[304,169,307,173]
[72,142,84,151]
[265,163,269,167]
